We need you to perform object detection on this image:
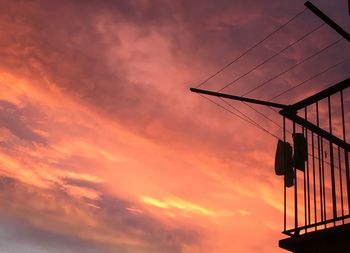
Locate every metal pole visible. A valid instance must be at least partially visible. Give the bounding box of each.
[284,116,287,231]
[312,131,317,228]
[316,102,324,225]
[328,96,337,220]
[340,90,350,214]
[304,1,350,41]
[189,88,288,109]
[305,107,311,228]
[302,122,307,231]
[338,146,345,223]
[293,122,298,233]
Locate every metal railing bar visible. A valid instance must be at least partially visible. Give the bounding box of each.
[282,214,350,236]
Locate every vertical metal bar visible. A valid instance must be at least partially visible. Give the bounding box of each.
[338,146,344,224]
[346,152,350,214]
[302,115,307,232]
[316,102,324,225]
[293,122,298,233]
[321,138,327,227]
[305,107,311,228]
[283,116,287,231]
[341,90,350,214]
[328,96,337,221]
[312,131,317,229]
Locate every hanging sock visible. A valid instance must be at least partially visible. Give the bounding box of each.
[275,140,293,176]
[293,133,308,171]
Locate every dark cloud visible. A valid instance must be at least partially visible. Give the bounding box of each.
[0,100,47,144]
[0,216,124,253]
[98,194,201,253]
[0,176,201,253]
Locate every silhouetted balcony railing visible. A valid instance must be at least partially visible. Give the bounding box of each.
[280,79,350,236]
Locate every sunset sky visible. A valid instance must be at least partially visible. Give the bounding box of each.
[0,0,349,252]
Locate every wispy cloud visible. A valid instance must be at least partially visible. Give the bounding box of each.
[141,195,216,216]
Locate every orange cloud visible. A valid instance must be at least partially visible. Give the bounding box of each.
[140,195,216,217]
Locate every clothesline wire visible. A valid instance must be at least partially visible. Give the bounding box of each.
[237,56,349,157]
[199,94,280,139]
[197,94,346,171]
[241,38,344,97]
[195,8,307,88]
[196,56,349,149]
[269,57,350,101]
[191,5,348,170]
[218,23,325,91]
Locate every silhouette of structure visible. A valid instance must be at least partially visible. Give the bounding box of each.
[277,78,350,253]
[190,1,350,252]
